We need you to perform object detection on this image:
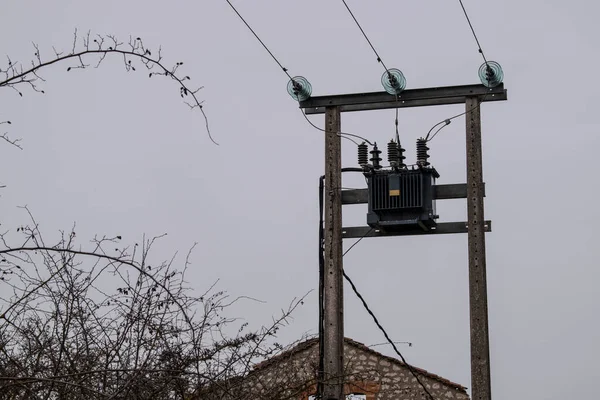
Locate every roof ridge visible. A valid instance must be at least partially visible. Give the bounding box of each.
[342,337,467,392]
[252,337,467,392]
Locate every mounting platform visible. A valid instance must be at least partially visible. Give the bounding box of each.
[341,182,490,239]
[299,83,507,114]
[342,221,492,239]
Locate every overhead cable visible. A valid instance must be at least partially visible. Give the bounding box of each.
[224,0,372,146]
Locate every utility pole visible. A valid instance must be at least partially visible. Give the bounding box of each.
[322,106,344,400]
[303,84,506,400]
[465,96,492,400]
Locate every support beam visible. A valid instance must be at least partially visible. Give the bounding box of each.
[466,96,492,400]
[341,221,492,239]
[300,83,507,114]
[322,106,344,400]
[341,183,485,205]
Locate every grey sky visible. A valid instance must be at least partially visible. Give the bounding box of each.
[1,1,598,399]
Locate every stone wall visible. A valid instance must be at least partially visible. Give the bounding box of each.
[193,339,469,400]
[342,344,469,400]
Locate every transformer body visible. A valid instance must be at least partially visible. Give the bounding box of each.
[365,167,439,232]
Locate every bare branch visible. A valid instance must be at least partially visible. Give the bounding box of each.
[0,132,23,150]
[0,30,217,146]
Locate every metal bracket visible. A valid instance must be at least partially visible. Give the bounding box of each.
[342,221,492,239]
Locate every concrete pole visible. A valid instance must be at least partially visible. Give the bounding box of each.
[323,106,344,400]
[465,96,492,400]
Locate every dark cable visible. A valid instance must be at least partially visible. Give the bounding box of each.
[341,167,366,173]
[458,0,489,66]
[369,341,412,348]
[340,0,402,147]
[224,0,293,80]
[343,228,372,257]
[342,270,436,400]
[425,119,451,142]
[425,93,488,142]
[395,107,400,147]
[427,121,451,142]
[301,110,373,146]
[225,0,372,148]
[340,0,390,72]
[340,135,360,146]
[426,0,496,143]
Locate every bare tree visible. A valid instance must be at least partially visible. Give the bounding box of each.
[0,29,217,147]
[0,210,303,399]
[0,30,317,400]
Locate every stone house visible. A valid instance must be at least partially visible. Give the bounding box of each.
[193,337,469,400]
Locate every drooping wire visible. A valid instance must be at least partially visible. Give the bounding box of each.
[342,269,437,400]
[369,341,412,348]
[342,228,373,257]
[301,111,372,146]
[224,0,371,147]
[340,135,360,146]
[425,93,489,142]
[425,119,451,142]
[340,0,402,147]
[457,0,489,66]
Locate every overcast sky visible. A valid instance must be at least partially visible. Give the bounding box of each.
[1,1,599,399]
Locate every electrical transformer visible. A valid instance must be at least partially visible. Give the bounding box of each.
[359,138,439,232]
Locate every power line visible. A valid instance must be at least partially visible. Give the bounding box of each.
[339,0,402,146]
[340,0,390,73]
[342,228,372,257]
[458,0,489,66]
[224,0,292,81]
[224,0,372,146]
[342,270,436,400]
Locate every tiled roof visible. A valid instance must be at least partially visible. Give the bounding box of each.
[253,337,467,393]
